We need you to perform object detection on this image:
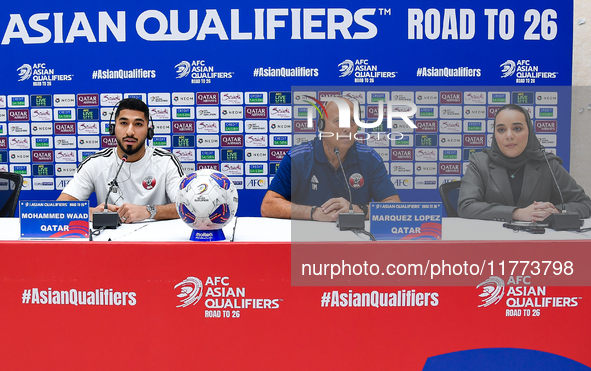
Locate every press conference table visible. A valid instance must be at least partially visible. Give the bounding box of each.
[2,216,591,241]
[0,217,590,370]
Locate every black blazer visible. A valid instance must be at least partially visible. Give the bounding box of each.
[458,152,591,221]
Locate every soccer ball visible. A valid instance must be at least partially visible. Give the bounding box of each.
[175,169,238,230]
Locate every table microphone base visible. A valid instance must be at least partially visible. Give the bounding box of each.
[92,211,121,229]
[542,212,581,231]
[336,212,365,231]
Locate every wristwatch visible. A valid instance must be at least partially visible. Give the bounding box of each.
[146,205,157,219]
[357,204,369,217]
[310,206,317,221]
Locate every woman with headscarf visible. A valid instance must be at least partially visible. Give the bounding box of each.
[458,104,591,221]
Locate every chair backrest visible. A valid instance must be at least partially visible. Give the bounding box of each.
[0,172,24,217]
[438,180,462,217]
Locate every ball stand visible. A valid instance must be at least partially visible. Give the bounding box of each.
[190,229,226,242]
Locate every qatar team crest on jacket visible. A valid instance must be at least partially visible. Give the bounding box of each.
[142,176,156,190]
[349,173,364,189]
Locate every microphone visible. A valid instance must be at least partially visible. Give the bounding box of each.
[539,147,580,230]
[104,154,128,208]
[93,154,128,229]
[333,147,365,231]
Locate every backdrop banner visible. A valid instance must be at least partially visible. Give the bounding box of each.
[0,0,573,216]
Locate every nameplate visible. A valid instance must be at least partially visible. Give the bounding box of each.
[369,202,442,241]
[20,201,90,239]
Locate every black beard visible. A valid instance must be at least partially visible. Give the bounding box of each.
[116,137,145,156]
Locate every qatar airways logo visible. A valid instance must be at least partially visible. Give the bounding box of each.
[221,135,243,147]
[294,120,316,132]
[32,150,53,162]
[101,136,117,148]
[439,162,461,175]
[77,94,99,106]
[55,123,76,135]
[196,93,219,105]
[197,163,219,171]
[463,134,485,147]
[319,91,341,100]
[390,149,413,161]
[415,120,437,133]
[367,105,387,118]
[535,120,557,133]
[173,121,195,133]
[440,92,462,104]
[245,107,268,119]
[488,106,503,119]
[8,109,29,121]
[270,149,288,161]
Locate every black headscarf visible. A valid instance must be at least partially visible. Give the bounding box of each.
[483,104,562,170]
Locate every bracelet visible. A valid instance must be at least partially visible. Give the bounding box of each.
[310,206,317,221]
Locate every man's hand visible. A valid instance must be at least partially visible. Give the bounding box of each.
[118,203,150,224]
[320,197,351,221]
[88,203,119,221]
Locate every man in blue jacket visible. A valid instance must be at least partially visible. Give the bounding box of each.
[261,98,400,221]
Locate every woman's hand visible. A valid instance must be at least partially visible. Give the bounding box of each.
[532,201,560,221]
[512,201,559,222]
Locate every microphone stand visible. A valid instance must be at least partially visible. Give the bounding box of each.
[333,147,365,231]
[92,154,128,229]
[540,147,580,230]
